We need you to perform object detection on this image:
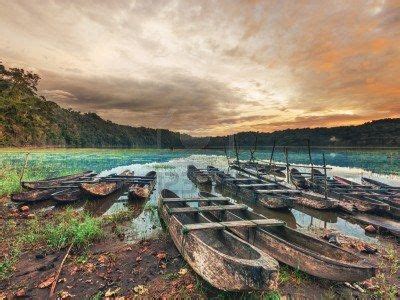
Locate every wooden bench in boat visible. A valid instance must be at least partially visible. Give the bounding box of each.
[168,204,247,214]
[237,183,278,188]
[162,197,231,203]
[182,219,285,231]
[223,178,259,182]
[255,189,302,194]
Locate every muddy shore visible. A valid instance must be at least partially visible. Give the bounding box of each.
[0,196,399,299]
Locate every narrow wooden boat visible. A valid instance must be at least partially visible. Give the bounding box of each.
[215,171,293,210]
[232,165,338,211]
[21,171,94,190]
[128,171,157,200]
[11,188,57,203]
[362,177,400,191]
[158,189,279,291]
[187,165,212,185]
[199,192,376,282]
[52,188,83,204]
[290,168,308,189]
[80,181,123,197]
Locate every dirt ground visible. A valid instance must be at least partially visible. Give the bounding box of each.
[0,196,399,299]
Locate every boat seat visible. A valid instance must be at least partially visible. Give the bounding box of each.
[162,197,231,203]
[255,189,301,194]
[182,219,285,231]
[237,183,277,188]
[168,204,247,214]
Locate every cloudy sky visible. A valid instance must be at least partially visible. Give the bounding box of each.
[0,0,399,136]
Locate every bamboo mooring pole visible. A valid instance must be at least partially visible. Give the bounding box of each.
[284,147,290,183]
[322,153,328,200]
[233,134,240,165]
[307,139,314,180]
[268,139,276,171]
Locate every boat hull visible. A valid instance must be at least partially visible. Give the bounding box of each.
[158,191,278,291]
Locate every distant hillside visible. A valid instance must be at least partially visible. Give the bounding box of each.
[207,118,400,148]
[1,61,399,148]
[0,62,186,147]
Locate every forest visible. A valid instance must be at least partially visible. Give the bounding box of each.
[1,62,399,148]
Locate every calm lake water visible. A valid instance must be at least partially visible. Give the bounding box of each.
[1,148,399,243]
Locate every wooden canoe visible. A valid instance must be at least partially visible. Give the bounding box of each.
[290,168,308,189]
[128,171,157,200]
[199,192,376,282]
[158,189,279,291]
[11,188,57,203]
[362,177,400,191]
[21,171,94,190]
[52,188,83,204]
[187,165,212,185]
[80,181,123,197]
[215,172,293,210]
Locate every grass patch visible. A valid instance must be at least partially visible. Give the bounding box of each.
[0,164,21,196]
[0,208,103,280]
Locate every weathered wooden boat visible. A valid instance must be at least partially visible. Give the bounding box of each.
[361,177,400,191]
[307,174,390,214]
[215,171,294,210]
[199,192,376,282]
[11,188,57,203]
[158,189,279,291]
[52,188,83,204]
[21,171,94,190]
[187,165,212,185]
[290,168,308,189]
[232,165,338,211]
[80,180,123,197]
[232,162,285,178]
[128,171,157,200]
[349,213,400,237]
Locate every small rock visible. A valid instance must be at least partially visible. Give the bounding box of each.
[15,289,26,297]
[364,225,376,234]
[35,253,46,259]
[26,213,35,219]
[178,268,188,276]
[20,205,29,213]
[361,244,378,254]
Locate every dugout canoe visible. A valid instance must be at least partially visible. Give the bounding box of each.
[215,171,293,210]
[199,192,376,282]
[11,188,57,203]
[21,171,94,190]
[80,180,123,197]
[128,171,157,200]
[187,165,212,185]
[232,165,338,211]
[158,189,279,291]
[52,188,83,204]
[290,168,308,189]
[361,177,400,191]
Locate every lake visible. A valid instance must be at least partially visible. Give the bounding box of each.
[1,147,399,243]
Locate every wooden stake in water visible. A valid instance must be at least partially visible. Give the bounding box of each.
[307,139,314,180]
[323,153,328,200]
[19,152,30,184]
[233,134,240,165]
[284,147,290,183]
[268,139,276,172]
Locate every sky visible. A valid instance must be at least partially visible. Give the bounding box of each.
[0,0,399,136]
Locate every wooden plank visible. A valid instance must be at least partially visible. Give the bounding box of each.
[252,219,285,226]
[169,204,247,214]
[162,197,230,203]
[182,219,285,231]
[223,178,258,182]
[255,189,301,194]
[237,183,277,188]
[34,185,79,189]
